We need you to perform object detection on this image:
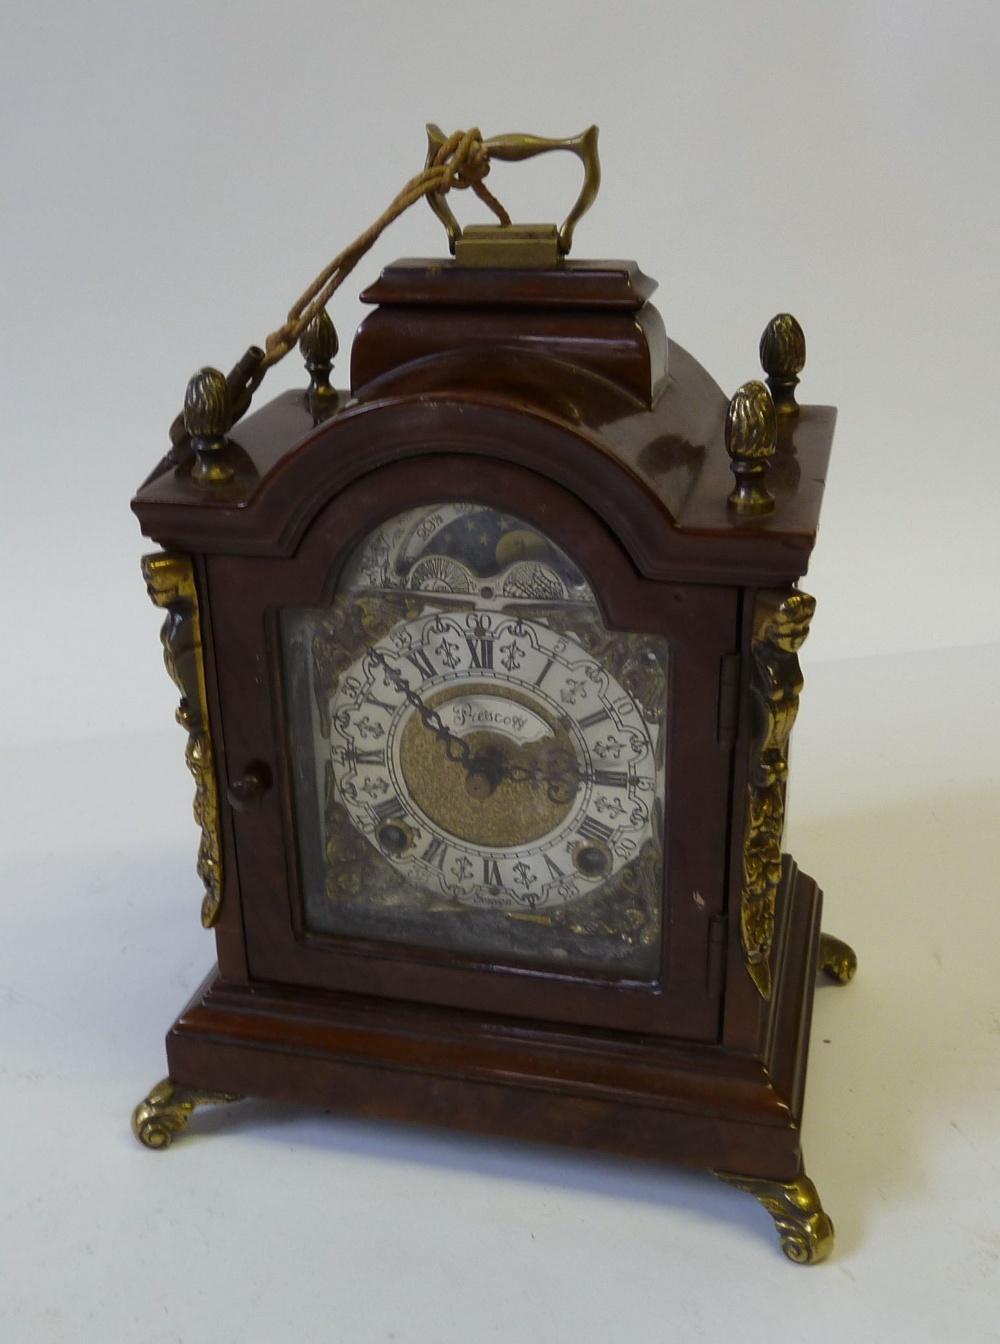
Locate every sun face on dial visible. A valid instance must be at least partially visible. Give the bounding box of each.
[281,502,670,977]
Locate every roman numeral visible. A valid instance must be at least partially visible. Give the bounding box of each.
[593,769,628,789]
[404,646,437,680]
[354,748,386,766]
[421,836,448,870]
[373,796,406,822]
[465,637,494,669]
[534,657,555,687]
[577,707,611,731]
[542,853,565,879]
[482,858,502,886]
[578,815,614,844]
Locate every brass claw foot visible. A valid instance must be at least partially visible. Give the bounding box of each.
[818,932,857,985]
[132,1077,243,1149]
[716,1165,834,1263]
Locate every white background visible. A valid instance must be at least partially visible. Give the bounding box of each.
[1,2,998,1340]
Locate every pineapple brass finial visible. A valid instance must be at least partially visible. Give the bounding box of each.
[299,309,339,398]
[725,380,777,515]
[759,313,806,415]
[184,367,234,486]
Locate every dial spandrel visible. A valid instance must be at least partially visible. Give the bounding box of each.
[281,504,668,978]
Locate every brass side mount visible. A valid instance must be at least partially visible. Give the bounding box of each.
[740,588,816,997]
[142,551,223,928]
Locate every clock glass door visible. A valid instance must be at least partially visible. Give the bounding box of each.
[281,503,669,979]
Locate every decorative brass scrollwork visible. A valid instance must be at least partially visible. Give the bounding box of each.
[740,589,816,998]
[819,932,858,985]
[143,551,223,927]
[716,1166,834,1263]
[132,1078,243,1149]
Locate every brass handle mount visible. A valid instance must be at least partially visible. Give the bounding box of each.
[425,124,601,258]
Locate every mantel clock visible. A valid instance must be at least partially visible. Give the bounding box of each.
[131,127,856,1263]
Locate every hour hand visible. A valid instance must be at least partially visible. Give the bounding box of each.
[461,744,580,803]
[499,745,581,803]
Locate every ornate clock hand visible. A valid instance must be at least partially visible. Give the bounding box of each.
[366,648,518,801]
[367,647,584,802]
[366,647,473,768]
[503,747,581,804]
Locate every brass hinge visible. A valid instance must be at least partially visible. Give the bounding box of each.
[717,652,741,749]
[708,915,729,998]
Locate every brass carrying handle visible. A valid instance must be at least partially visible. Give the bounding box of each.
[425,124,601,256]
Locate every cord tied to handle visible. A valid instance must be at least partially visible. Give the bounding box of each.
[258,127,508,376]
[166,128,532,451]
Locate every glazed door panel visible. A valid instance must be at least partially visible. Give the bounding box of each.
[209,458,738,1040]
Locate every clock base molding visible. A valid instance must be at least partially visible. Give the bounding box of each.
[133,860,852,1260]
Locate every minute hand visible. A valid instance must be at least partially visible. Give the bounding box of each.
[368,648,582,801]
[366,648,474,768]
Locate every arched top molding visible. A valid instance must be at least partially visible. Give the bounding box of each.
[134,384,827,586]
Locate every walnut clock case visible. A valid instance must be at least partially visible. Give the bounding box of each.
[131,129,856,1264]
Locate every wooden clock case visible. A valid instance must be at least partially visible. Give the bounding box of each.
[131,256,855,1263]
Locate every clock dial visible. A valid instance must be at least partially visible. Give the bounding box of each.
[282,504,669,977]
[329,609,657,910]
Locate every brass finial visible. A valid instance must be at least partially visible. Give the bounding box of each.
[725,380,777,515]
[183,368,234,485]
[759,313,806,414]
[299,309,339,398]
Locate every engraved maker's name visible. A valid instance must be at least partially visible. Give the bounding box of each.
[451,702,528,732]
[444,695,552,746]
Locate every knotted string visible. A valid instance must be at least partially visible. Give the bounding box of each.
[167,128,510,448]
[257,126,509,379]
[259,125,508,378]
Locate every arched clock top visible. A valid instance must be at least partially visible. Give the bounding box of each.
[133,353,832,588]
[269,457,686,639]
